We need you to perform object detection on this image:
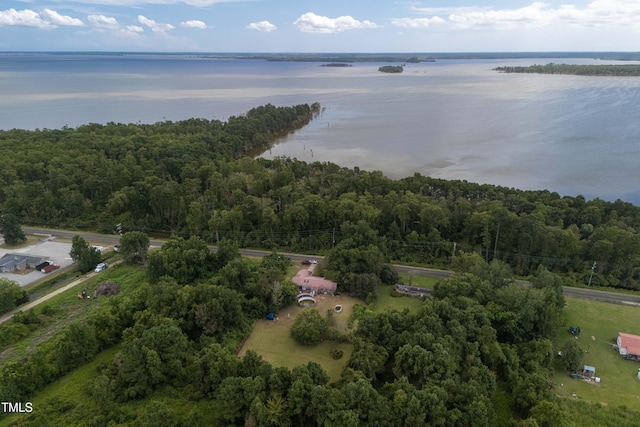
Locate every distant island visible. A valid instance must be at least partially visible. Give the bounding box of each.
[378,65,404,73]
[321,63,352,67]
[235,54,437,63]
[494,63,640,76]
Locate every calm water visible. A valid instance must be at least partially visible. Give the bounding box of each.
[1,53,639,204]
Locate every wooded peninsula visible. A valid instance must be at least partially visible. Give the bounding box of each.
[1,102,639,426]
[494,63,640,76]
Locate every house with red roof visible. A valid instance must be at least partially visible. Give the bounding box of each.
[617,332,640,360]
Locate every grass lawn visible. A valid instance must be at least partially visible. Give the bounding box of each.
[0,345,121,427]
[374,286,425,313]
[398,273,439,289]
[0,235,40,250]
[552,298,640,409]
[238,294,359,382]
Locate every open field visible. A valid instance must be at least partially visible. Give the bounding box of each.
[238,294,359,382]
[0,264,146,363]
[553,298,640,409]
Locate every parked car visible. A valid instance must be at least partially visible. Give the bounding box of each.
[95,262,108,273]
[301,259,318,265]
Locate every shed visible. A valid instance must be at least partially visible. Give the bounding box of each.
[583,365,596,378]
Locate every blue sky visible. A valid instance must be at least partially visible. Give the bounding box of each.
[1,1,639,52]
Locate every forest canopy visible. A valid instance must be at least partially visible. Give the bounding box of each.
[0,101,639,290]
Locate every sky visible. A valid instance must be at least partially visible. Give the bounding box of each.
[1,0,639,52]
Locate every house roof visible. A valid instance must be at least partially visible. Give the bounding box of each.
[618,332,640,356]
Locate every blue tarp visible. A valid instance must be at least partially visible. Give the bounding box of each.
[266,313,276,320]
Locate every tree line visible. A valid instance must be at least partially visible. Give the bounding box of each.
[494,63,640,76]
[1,101,639,292]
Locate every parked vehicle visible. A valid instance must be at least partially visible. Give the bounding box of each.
[301,259,318,265]
[41,263,60,273]
[36,261,53,271]
[95,262,108,273]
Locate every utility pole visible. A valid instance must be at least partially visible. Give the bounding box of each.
[587,261,597,287]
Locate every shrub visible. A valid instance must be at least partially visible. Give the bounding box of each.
[40,305,58,316]
[330,346,344,360]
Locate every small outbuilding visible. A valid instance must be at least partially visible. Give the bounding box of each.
[583,365,596,379]
[617,332,640,360]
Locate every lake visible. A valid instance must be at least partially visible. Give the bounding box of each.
[1,53,639,203]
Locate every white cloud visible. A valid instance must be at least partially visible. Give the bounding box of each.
[0,8,83,28]
[448,2,555,30]
[180,20,207,29]
[88,14,120,30]
[293,12,378,34]
[391,16,445,29]
[138,15,175,32]
[59,0,247,6]
[41,9,84,27]
[246,20,276,32]
[408,1,640,31]
[124,25,144,33]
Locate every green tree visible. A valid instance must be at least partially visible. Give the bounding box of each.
[531,265,566,310]
[530,400,568,427]
[70,235,102,273]
[290,309,328,346]
[339,272,381,300]
[0,278,26,315]
[261,251,290,274]
[112,323,193,400]
[0,213,26,246]
[146,236,216,285]
[53,322,99,373]
[561,339,583,372]
[347,339,388,380]
[119,231,150,265]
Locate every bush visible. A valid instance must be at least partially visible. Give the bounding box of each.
[330,346,344,360]
[40,305,59,316]
[13,309,41,325]
[0,322,30,347]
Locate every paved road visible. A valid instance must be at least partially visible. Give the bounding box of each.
[16,227,640,309]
